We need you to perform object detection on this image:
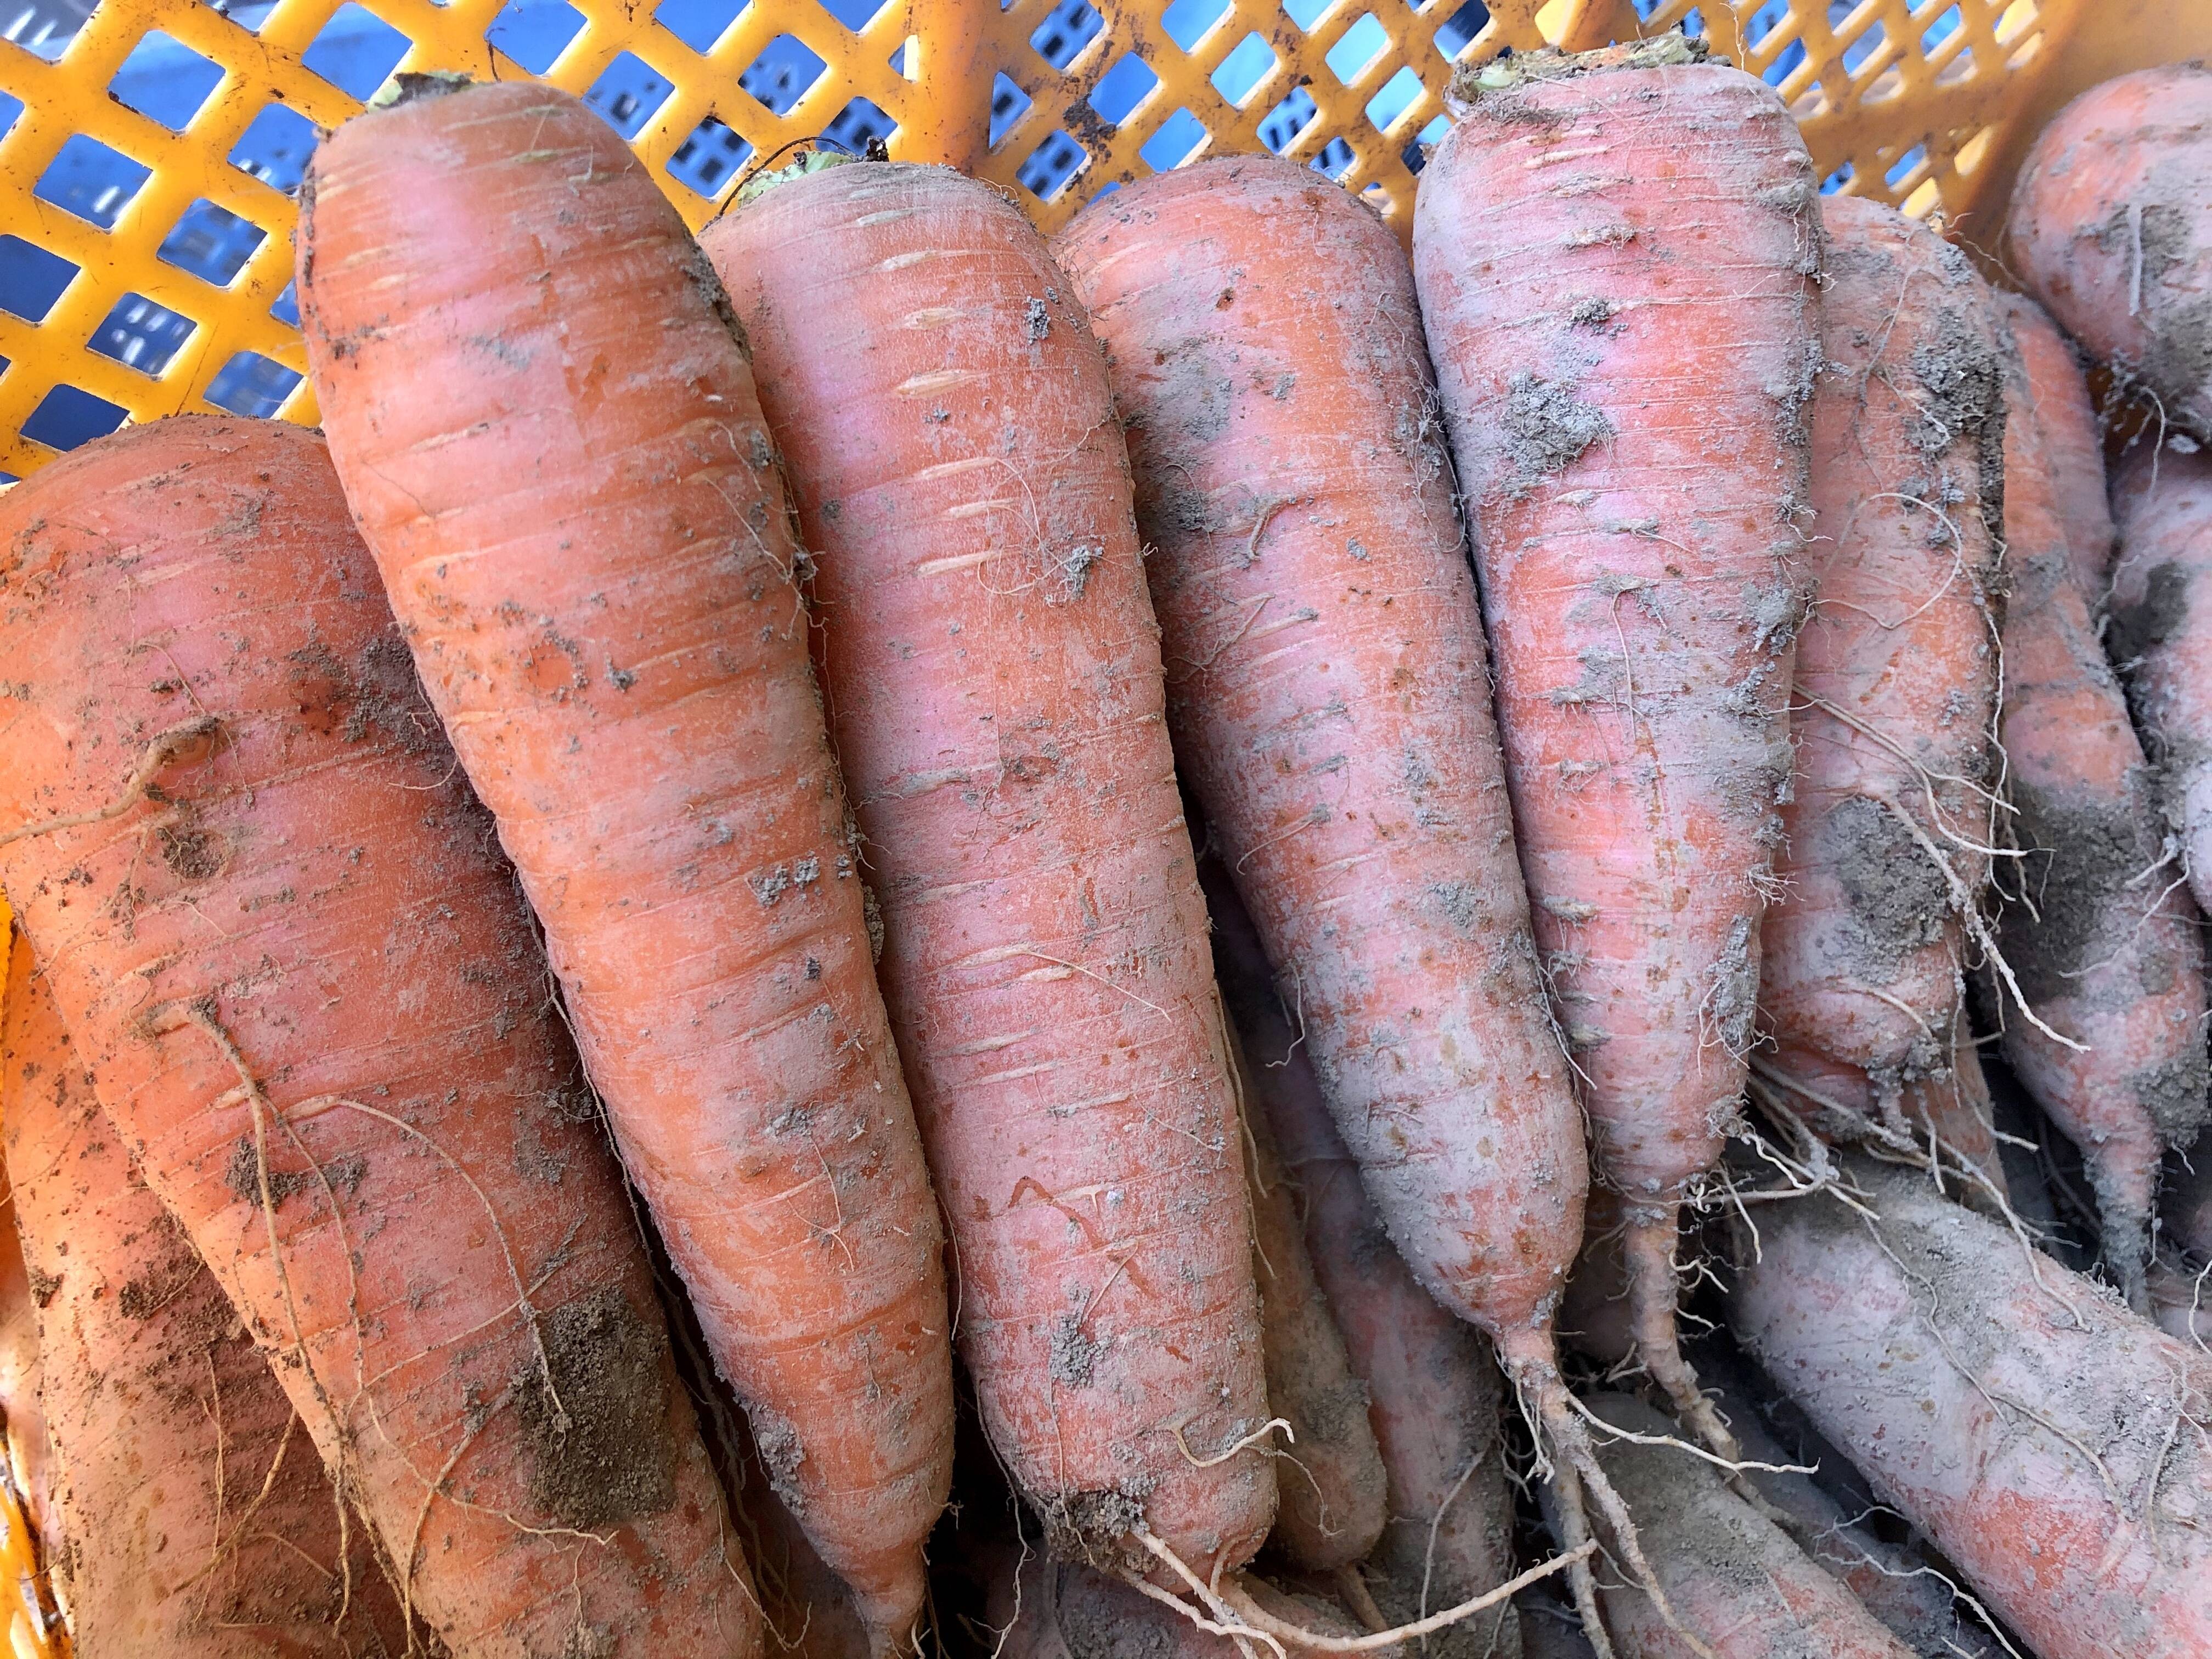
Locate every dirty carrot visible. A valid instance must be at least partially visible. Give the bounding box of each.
[2006,289,2121,601]
[0,415,757,1659]
[1752,194,2010,1193]
[1412,36,1820,1478]
[1731,1156,2212,1659]
[3,940,412,1655]
[1057,146,1618,1644]
[295,80,952,1649]
[2007,62,2212,441]
[699,159,1274,1588]
[1991,290,2210,1310]
[1202,859,1522,1658]
[0,1097,50,1559]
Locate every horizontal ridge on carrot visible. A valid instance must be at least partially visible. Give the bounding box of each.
[0,415,756,1658]
[295,80,953,1648]
[699,159,1274,1588]
[1413,35,1820,1482]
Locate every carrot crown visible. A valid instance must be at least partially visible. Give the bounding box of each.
[1447,31,1707,111]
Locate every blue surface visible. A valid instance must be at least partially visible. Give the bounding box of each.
[1210,31,1274,105]
[22,383,128,450]
[667,114,750,196]
[823,94,895,153]
[302,2,411,99]
[584,50,673,136]
[1088,52,1157,126]
[34,134,153,229]
[1258,84,1315,153]
[1159,0,1227,54]
[1138,106,1205,172]
[228,100,319,194]
[110,30,226,131]
[489,0,586,73]
[205,349,301,417]
[991,72,1032,146]
[0,236,78,322]
[1017,129,1086,199]
[157,198,267,286]
[87,291,195,375]
[1030,0,1101,69]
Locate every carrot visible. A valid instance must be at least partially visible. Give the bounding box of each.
[1571,1393,1917,1659]
[1989,290,2210,1308]
[696,159,1273,1593]
[295,81,953,1647]
[1055,147,1624,1642]
[1731,1155,2212,1659]
[1203,860,1522,1658]
[0,415,756,1658]
[1412,36,1820,1478]
[2006,289,2120,601]
[2108,443,2212,923]
[0,1113,51,1560]
[1233,1031,1388,1575]
[2007,63,2212,440]
[2,940,411,1655]
[1751,193,2010,1199]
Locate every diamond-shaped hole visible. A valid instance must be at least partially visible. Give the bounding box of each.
[1325,11,1386,83]
[204,0,280,35]
[1763,35,1807,86]
[272,279,300,328]
[656,0,746,54]
[302,3,414,100]
[110,31,226,131]
[1884,144,1927,189]
[816,0,887,28]
[825,95,896,154]
[1017,129,1090,202]
[1138,107,1206,172]
[1031,0,1102,69]
[666,115,753,198]
[1089,53,1159,126]
[158,199,269,287]
[1434,0,1488,59]
[1842,19,1887,75]
[88,292,196,377]
[22,386,129,453]
[207,351,303,418]
[1283,0,1332,29]
[741,34,828,115]
[1258,84,1316,153]
[8,0,82,59]
[34,136,154,231]
[1311,134,1355,179]
[229,102,319,195]
[0,236,80,321]
[991,72,1033,146]
[1160,0,1229,53]
[1365,64,1421,132]
[1211,32,1277,106]
[586,53,675,137]
[1742,0,1787,48]
[1920,3,1962,54]
[1822,161,1854,193]
[488,0,586,73]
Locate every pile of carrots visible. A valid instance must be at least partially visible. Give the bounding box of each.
[4,32,2212,1659]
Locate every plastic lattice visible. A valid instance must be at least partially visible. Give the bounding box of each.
[0,0,2085,482]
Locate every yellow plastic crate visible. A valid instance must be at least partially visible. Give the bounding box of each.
[0,0,2096,483]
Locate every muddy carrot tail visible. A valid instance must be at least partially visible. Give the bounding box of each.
[1412,37,1820,1469]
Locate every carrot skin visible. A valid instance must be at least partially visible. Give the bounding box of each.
[1412,49,1819,1459]
[0,1125,52,1560]
[296,86,952,1644]
[2006,294,2119,601]
[0,416,753,1657]
[1572,1394,1916,1659]
[700,161,1273,1579]
[1991,291,2210,1307]
[1732,1157,2212,1659]
[2007,63,2212,441]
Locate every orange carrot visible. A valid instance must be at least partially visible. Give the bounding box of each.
[2006,290,2120,600]
[1203,860,1521,1657]
[3,941,411,1655]
[698,160,1273,1589]
[2007,63,2212,439]
[1571,1395,1916,1659]
[0,415,756,1658]
[1234,1033,1387,1575]
[295,82,952,1647]
[1413,37,1820,1477]
[1754,194,2010,1199]
[0,1120,50,1561]
[1991,290,2209,1308]
[1732,1156,2212,1659]
[2109,444,2212,923]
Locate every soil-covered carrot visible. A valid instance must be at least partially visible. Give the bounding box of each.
[1572,1393,1917,1659]
[1203,860,1522,1659]
[0,415,756,1658]
[1991,291,2209,1308]
[2006,291,2120,601]
[1756,194,2009,1190]
[1234,1033,1387,1573]
[3,943,411,1656]
[295,82,952,1646]
[698,160,1272,1588]
[1732,1156,2212,1659]
[1412,36,1819,1472]
[2109,444,2212,922]
[1056,148,1612,1641]
[2007,63,2212,439]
